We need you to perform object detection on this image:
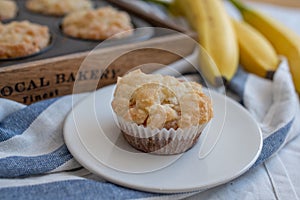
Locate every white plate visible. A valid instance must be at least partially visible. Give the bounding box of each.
[64,84,262,193]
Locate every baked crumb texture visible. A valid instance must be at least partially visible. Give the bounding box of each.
[26,0,93,16]
[112,70,213,130]
[62,6,134,40]
[0,0,18,21]
[0,21,50,59]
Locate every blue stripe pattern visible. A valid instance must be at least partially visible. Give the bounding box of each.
[0,145,73,178]
[0,98,58,142]
[228,67,249,102]
[252,120,293,168]
[0,179,158,200]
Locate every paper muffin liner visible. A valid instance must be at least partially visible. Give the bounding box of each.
[116,116,207,155]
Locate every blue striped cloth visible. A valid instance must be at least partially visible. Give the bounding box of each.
[0,58,299,200]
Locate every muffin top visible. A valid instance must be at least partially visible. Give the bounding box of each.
[62,6,133,40]
[0,0,18,21]
[26,0,93,16]
[0,20,50,59]
[111,70,213,130]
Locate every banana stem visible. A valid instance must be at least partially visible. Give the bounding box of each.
[228,0,249,12]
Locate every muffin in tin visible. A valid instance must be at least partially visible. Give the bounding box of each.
[26,0,93,16]
[61,6,134,40]
[0,0,18,21]
[0,20,50,59]
[111,70,213,155]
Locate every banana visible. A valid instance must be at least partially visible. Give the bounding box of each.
[229,0,300,94]
[231,18,280,79]
[171,0,239,86]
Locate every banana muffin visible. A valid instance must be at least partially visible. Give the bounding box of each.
[0,0,18,21]
[0,20,50,59]
[111,70,213,154]
[61,6,133,40]
[26,0,93,16]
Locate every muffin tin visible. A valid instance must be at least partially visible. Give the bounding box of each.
[0,0,156,67]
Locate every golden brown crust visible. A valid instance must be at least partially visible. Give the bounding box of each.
[62,6,133,40]
[0,0,18,21]
[0,21,50,59]
[111,70,213,129]
[26,0,93,16]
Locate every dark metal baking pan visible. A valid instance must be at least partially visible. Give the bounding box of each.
[0,0,158,67]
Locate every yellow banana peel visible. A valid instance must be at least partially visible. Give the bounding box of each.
[171,0,239,86]
[230,0,300,94]
[231,18,280,79]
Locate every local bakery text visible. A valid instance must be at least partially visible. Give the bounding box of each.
[0,68,120,104]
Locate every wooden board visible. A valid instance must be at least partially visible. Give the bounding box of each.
[245,0,300,8]
[0,33,196,104]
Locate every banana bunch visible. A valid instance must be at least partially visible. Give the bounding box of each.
[146,0,300,93]
[171,0,239,87]
[229,0,300,94]
[151,0,278,87]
